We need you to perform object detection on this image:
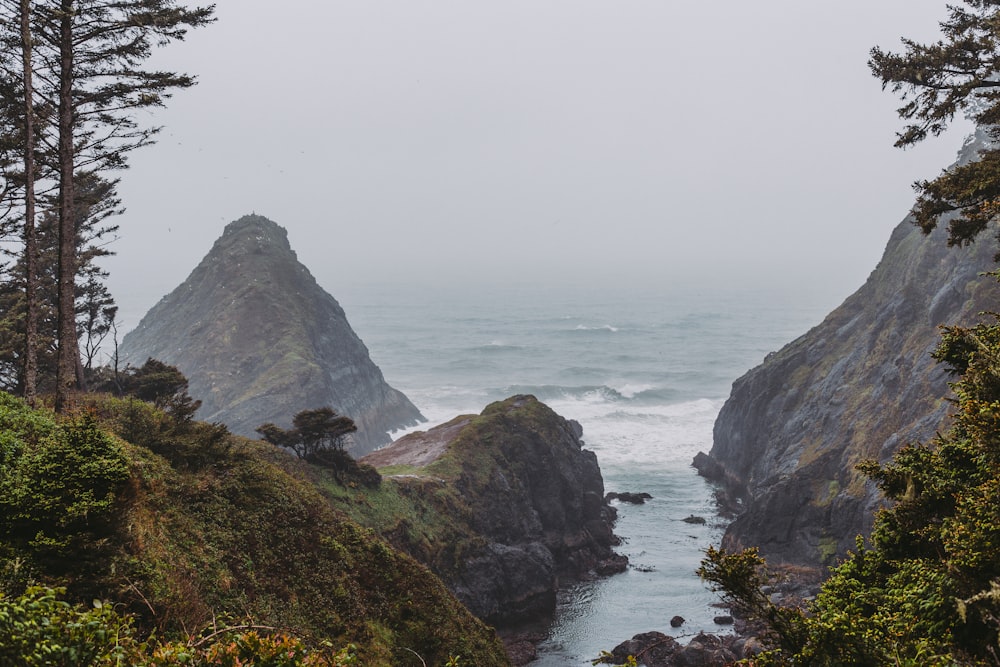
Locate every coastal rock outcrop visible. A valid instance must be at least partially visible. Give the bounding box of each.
[600,631,744,667]
[701,130,1000,569]
[361,395,627,628]
[119,214,423,454]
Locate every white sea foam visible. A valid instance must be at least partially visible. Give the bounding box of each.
[611,382,657,399]
[573,324,619,332]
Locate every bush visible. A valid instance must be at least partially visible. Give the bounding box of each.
[0,586,359,666]
[0,586,138,666]
[86,394,231,470]
[0,412,129,577]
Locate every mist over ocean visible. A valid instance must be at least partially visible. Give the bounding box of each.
[339,282,835,665]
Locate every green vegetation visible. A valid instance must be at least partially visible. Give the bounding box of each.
[870,1,1000,252]
[256,407,380,486]
[698,8,1000,664]
[311,398,581,580]
[315,463,484,579]
[0,392,509,666]
[700,311,1000,664]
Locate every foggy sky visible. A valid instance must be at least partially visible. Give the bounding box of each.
[106,1,972,333]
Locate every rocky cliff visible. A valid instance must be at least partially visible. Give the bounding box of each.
[700,131,1000,569]
[354,395,627,629]
[119,214,423,453]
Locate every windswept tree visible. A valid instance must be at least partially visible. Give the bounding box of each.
[870,1,1000,251]
[0,0,214,410]
[257,408,359,464]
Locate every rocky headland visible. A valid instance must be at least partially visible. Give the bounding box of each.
[354,395,627,631]
[697,129,1000,571]
[119,214,423,453]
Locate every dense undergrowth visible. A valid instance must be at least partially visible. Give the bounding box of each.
[0,391,509,666]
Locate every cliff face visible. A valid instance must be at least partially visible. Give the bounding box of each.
[119,214,423,453]
[357,395,626,628]
[703,132,1000,569]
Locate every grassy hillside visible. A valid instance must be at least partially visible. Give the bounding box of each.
[0,392,508,666]
[305,396,624,628]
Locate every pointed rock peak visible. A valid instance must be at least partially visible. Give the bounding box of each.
[215,213,293,255]
[120,214,424,452]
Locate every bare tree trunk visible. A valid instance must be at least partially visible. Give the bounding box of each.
[55,0,78,412]
[20,0,39,407]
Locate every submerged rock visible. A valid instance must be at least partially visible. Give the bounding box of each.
[606,491,653,504]
[120,214,423,453]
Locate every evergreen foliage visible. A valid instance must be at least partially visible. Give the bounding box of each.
[0,392,507,666]
[870,1,1000,252]
[0,0,214,409]
[0,585,368,665]
[116,358,201,422]
[0,175,120,394]
[700,307,1000,665]
[256,408,379,485]
[0,394,128,588]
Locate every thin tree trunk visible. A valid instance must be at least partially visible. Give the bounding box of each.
[20,0,39,407]
[55,0,78,412]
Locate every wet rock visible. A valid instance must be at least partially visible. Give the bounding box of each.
[502,632,541,667]
[373,396,627,629]
[604,631,742,667]
[675,633,738,667]
[682,515,707,525]
[670,615,685,627]
[603,632,680,666]
[606,491,653,504]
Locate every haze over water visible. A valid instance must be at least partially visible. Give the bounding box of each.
[339,281,837,665]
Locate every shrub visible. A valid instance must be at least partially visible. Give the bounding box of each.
[0,413,129,577]
[0,586,138,666]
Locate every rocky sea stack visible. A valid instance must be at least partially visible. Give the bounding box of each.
[119,214,423,453]
[699,131,1000,570]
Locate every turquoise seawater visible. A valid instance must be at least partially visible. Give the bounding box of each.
[337,282,834,665]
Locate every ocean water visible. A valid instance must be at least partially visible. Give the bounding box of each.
[337,282,834,666]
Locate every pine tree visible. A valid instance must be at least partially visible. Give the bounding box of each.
[0,0,214,409]
[870,1,1000,251]
[0,172,120,394]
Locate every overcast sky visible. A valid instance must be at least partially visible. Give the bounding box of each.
[105,1,972,331]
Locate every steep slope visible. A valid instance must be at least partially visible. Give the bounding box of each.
[119,214,423,453]
[700,131,1000,569]
[0,392,509,667]
[318,395,627,629]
